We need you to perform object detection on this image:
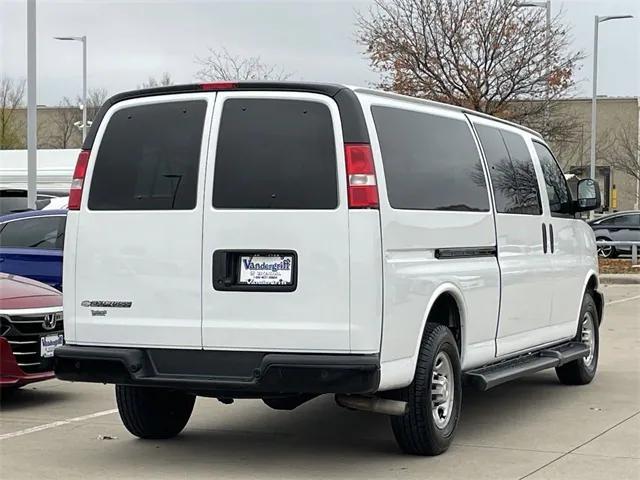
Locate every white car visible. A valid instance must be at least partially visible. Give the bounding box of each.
[54,82,603,455]
[41,196,69,210]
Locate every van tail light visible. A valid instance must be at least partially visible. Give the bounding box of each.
[345,143,379,209]
[68,149,90,210]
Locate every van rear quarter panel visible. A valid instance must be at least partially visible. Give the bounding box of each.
[348,210,383,352]
[357,93,500,391]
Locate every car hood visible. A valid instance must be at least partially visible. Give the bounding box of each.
[0,274,62,310]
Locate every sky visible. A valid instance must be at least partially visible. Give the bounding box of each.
[1,0,638,106]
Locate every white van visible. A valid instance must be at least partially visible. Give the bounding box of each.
[55,82,604,455]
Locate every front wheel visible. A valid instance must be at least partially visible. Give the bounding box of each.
[391,323,462,456]
[596,237,616,258]
[556,292,600,385]
[115,385,195,439]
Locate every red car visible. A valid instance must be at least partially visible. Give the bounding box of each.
[0,273,63,388]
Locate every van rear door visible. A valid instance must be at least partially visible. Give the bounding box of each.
[201,92,351,352]
[72,93,213,348]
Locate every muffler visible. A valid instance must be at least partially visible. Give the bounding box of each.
[335,394,408,416]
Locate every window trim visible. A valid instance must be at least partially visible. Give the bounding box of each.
[532,140,574,219]
[0,215,66,251]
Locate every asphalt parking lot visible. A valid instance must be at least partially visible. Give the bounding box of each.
[1,285,639,480]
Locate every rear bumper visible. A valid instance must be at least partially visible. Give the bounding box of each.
[54,345,380,397]
[0,337,55,388]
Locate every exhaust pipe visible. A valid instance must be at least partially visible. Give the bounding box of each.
[335,394,408,416]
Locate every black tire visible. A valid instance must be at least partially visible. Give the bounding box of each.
[596,237,617,258]
[556,292,600,385]
[391,323,462,456]
[115,385,195,439]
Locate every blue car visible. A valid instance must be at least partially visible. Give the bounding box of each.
[0,210,67,291]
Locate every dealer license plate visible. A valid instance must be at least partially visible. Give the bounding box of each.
[41,334,64,358]
[238,255,294,286]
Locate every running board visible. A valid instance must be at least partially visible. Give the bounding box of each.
[465,342,590,391]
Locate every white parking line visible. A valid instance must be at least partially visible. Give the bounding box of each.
[606,294,640,306]
[0,409,117,441]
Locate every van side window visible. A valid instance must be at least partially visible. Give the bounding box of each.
[533,142,571,215]
[88,101,207,210]
[213,99,338,209]
[474,125,542,215]
[372,106,489,212]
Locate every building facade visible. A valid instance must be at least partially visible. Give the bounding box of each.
[549,97,639,212]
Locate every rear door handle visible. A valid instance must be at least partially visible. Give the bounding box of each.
[542,223,548,254]
[549,224,554,254]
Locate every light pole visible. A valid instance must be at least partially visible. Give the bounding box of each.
[54,35,88,141]
[26,0,37,210]
[589,15,633,217]
[516,1,551,129]
[516,2,551,38]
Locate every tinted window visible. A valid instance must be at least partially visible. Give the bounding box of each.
[88,101,207,210]
[475,125,542,215]
[604,214,640,226]
[372,106,489,211]
[0,196,28,215]
[213,99,337,209]
[533,142,571,215]
[0,216,65,249]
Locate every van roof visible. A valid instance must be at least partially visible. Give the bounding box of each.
[352,87,542,138]
[83,82,541,150]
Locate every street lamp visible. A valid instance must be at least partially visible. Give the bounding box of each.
[589,15,633,217]
[516,1,551,29]
[516,1,551,128]
[54,35,88,141]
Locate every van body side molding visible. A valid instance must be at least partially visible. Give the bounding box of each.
[434,246,497,259]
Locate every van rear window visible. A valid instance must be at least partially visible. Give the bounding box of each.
[212,98,338,209]
[88,101,206,210]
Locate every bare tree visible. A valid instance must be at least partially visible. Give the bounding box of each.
[45,97,82,149]
[77,88,109,125]
[195,47,291,82]
[549,126,617,172]
[138,72,174,89]
[610,125,640,183]
[357,0,584,139]
[0,77,26,149]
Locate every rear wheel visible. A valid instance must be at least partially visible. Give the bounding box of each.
[115,385,195,439]
[556,292,599,385]
[391,323,462,456]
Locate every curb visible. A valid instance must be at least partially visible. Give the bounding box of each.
[600,274,640,285]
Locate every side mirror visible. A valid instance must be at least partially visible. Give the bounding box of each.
[575,178,601,212]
